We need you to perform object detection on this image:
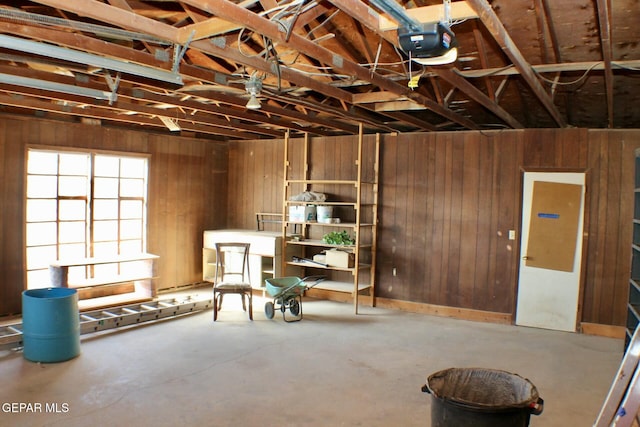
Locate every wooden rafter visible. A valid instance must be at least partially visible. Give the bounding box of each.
[466,0,567,128]
[181,0,478,129]
[595,0,614,128]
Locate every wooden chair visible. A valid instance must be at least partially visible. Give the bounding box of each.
[213,242,253,321]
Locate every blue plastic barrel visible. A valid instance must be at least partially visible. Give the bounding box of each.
[22,288,80,363]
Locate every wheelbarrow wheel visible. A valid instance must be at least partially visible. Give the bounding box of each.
[264,301,275,319]
[289,299,300,316]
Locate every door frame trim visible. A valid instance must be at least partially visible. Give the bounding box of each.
[515,167,591,331]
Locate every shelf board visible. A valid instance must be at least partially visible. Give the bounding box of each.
[287,260,354,272]
[286,260,371,271]
[286,179,357,185]
[284,221,375,228]
[287,239,356,249]
[311,280,371,293]
[286,201,357,206]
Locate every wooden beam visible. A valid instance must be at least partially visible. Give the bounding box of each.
[177,0,260,41]
[466,0,566,127]
[458,60,640,78]
[431,67,523,128]
[352,91,404,104]
[378,1,478,31]
[374,100,425,112]
[30,0,180,42]
[596,0,614,128]
[0,90,261,139]
[182,0,478,129]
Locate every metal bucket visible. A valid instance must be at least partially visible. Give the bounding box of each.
[422,367,543,427]
[22,288,80,363]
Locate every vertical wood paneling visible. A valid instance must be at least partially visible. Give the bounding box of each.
[459,132,480,308]
[0,116,225,315]
[377,133,398,297]
[3,117,639,327]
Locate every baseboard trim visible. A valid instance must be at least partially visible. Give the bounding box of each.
[375,297,512,325]
[580,322,626,339]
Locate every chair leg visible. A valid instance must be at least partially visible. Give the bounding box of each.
[213,293,219,321]
[248,292,253,320]
[241,293,247,311]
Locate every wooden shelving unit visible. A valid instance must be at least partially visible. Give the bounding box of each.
[281,126,379,313]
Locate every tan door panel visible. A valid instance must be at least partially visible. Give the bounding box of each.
[525,181,583,272]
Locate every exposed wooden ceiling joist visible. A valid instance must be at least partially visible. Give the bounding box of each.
[466,0,566,128]
[0,0,634,138]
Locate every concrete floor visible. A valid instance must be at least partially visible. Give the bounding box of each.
[0,291,625,427]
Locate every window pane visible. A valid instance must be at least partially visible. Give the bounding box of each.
[121,200,142,219]
[94,199,118,220]
[26,199,57,222]
[94,177,119,198]
[27,268,51,290]
[26,222,57,246]
[120,179,144,197]
[120,157,146,178]
[121,219,142,239]
[26,245,57,270]
[58,176,87,197]
[28,151,58,175]
[26,151,148,281]
[27,175,57,198]
[59,153,89,175]
[59,199,86,221]
[95,156,119,177]
[59,221,86,243]
[120,240,143,254]
[59,243,87,261]
[94,241,118,257]
[94,220,118,241]
[67,265,88,283]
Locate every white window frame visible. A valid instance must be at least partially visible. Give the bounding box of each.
[25,147,149,289]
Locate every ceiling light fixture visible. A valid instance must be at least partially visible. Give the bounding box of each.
[159,116,181,131]
[245,75,263,110]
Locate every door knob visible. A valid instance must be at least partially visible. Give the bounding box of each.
[522,256,530,260]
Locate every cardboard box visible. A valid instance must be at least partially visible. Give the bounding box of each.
[326,249,355,268]
[288,205,317,222]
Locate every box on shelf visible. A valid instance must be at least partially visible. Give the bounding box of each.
[288,205,317,222]
[313,253,327,264]
[326,248,355,268]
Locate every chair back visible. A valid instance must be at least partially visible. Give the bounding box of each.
[214,242,251,284]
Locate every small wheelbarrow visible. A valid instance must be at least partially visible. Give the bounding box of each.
[264,275,325,322]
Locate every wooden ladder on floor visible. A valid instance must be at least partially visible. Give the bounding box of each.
[0,295,212,352]
[594,327,640,426]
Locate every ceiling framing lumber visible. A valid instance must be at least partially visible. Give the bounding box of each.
[595,0,614,128]
[0,0,635,137]
[466,0,567,128]
[180,0,479,130]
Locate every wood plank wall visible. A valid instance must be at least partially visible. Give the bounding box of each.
[0,115,227,316]
[1,118,637,327]
[228,129,640,328]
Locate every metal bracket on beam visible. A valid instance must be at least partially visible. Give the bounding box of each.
[104,72,121,105]
[173,30,195,74]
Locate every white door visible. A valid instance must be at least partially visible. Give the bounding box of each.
[515,172,586,332]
